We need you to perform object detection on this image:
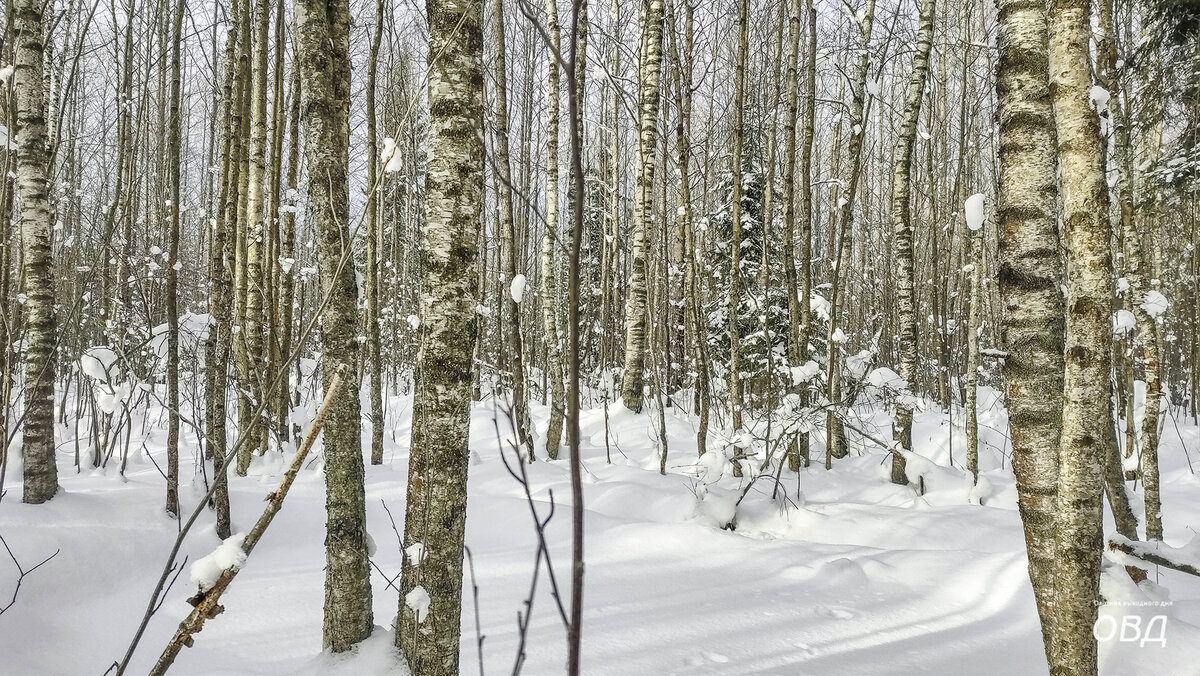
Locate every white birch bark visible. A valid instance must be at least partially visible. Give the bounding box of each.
[396,0,483,672]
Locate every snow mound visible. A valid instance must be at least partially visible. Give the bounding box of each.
[189,533,247,592]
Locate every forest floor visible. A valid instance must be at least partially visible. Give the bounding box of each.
[2,385,1199,675]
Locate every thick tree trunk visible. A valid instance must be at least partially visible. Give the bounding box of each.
[396,0,483,672]
[295,0,373,651]
[996,0,1064,654]
[15,0,58,504]
[1048,0,1115,671]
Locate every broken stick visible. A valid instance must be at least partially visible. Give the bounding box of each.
[148,364,350,676]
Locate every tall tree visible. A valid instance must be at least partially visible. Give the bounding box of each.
[781,0,803,470]
[1048,0,1114,670]
[366,0,385,465]
[492,0,533,455]
[1098,0,1163,540]
[997,0,1064,652]
[824,0,876,466]
[728,0,749,473]
[890,0,936,485]
[15,0,58,504]
[541,0,566,460]
[164,0,186,516]
[620,0,666,413]
[239,0,272,473]
[396,0,483,672]
[295,0,373,651]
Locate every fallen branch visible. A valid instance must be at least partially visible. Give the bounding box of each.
[147,364,349,676]
[1108,535,1200,577]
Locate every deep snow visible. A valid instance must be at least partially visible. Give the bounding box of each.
[1,385,1198,675]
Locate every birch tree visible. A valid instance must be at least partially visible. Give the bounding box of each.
[728,0,749,473]
[492,0,533,455]
[164,0,185,516]
[1048,0,1115,670]
[396,0,483,672]
[825,0,875,466]
[620,0,665,413]
[295,0,373,651]
[542,0,566,459]
[890,0,935,486]
[16,0,58,504]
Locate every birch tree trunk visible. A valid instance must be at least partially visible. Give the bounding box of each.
[164,0,185,517]
[366,0,385,465]
[276,64,301,440]
[239,0,271,473]
[620,0,665,413]
[295,0,373,651]
[1048,0,1114,670]
[396,0,483,672]
[492,0,533,456]
[781,0,803,470]
[728,0,749,474]
[541,0,566,460]
[16,0,58,504]
[793,0,817,469]
[997,0,1064,653]
[1097,1,1162,539]
[825,0,875,466]
[565,4,589,669]
[890,0,935,486]
[205,0,245,539]
[665,0,705,456]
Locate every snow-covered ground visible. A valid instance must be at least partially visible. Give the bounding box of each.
[2,386,1199,675]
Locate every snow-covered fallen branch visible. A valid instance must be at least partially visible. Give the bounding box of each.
[1108,535,1200,577]
[147,364,350,676]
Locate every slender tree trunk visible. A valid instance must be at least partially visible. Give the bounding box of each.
[1096,0,1162,540]
[15,0,57,504]
[239,0,270,473]
[890,0,935,486]
[564,4,588,670]
[665,0,705,456]
[965,211,982,483]
[793,0,817,469]
[541,0,566,460]
[620,0,665,413]
[491,0,533,456]
[277,63,301,441]
[296,0,373,651]
[164,0,185,516]
[265,0,286,443]
[396,0,483,671]
[205,0,245,540]
[1048,0,1114,670]
[728,0,749,475]
[825,0,875,466]
[781,0,802,470]
[366,0,384,465]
